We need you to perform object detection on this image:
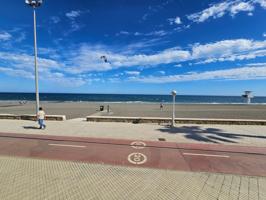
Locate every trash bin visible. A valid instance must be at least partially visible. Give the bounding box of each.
[100,105,104,111]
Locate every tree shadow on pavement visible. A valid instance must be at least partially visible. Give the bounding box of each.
[157,125,266,144]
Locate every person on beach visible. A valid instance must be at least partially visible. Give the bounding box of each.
[160,103,163,111]
[37,107,46,129]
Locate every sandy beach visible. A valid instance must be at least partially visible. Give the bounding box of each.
[0,101,266,120]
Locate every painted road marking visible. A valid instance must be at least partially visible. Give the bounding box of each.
[183,152,230,158]
[130,141,146,149]
[128,152,147,165]
[48,143,86,148]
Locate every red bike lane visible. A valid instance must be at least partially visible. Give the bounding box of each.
[0,132,265,177]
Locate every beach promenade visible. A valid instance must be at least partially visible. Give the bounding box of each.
[0,119,266,199]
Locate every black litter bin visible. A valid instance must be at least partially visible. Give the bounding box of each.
[100,105,104,111]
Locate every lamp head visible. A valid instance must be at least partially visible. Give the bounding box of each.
[25,0,43,7]
[171,90,177,96]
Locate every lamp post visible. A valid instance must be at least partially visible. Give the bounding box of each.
[171,90,177,127]
[25,0,43,115]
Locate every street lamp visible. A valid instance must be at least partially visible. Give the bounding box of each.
[171,90,177,127]
[25,0,43,115]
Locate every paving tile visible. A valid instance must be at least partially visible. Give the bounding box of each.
[0,156,265,200]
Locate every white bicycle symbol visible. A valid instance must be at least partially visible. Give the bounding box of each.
[127,152,147,165]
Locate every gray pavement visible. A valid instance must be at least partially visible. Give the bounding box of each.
[0,119,266,146]
[0,156,265,200]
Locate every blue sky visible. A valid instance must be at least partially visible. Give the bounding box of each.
[0,0,266,95]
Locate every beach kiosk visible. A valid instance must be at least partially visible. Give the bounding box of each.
[242,91,253,104]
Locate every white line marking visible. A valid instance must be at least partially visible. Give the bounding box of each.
[130,141,146,149]
[48,143,86,148]
[183,152,230,158]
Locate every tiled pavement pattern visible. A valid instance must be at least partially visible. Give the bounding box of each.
[0,156,265,200]
[2,120,266,147]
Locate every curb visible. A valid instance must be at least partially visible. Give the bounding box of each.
[86,116,266,125]
[0,114,66,121]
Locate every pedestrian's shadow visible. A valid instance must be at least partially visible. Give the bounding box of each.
[23,126,40,130]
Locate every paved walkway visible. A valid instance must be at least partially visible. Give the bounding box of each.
[1,119,266,199]
[0,156,265,200]
[0,119,266,146]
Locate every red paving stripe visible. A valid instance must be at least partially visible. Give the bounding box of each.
[181,149,266,177]
[0,132,266,176]
[0,132,180,149]
[177,143,266,155]
[0,132,266,155]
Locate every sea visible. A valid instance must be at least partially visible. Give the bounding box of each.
[0,92,266,104]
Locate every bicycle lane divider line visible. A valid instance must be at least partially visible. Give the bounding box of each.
[182,152,230,158]
[48,143,86,148]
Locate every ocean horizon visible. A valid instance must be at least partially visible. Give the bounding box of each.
[0,92,266,104]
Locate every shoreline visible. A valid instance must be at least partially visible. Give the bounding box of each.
[1,100,266,105]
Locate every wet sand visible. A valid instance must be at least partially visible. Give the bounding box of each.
[1,101,266,120]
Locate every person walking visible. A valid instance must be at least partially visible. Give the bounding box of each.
[37,107,46,129]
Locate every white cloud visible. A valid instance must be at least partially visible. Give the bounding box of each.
[38,47,59,57]
[146,30,168,36]
[123,38,166,53]
[0,52,62,70]
[62,38,266,74]
[125,71,140,76]
[0,51,85,87]
[195,49,266,64]
[263,33,266,37]
[230,2,254,16]
[132,30,169,37]
[130,65,266,83]
[187,1,232,23]
[16,32,26,42]
[187,0,265,23]
[174,17,182,24]
[255,0,266,8]
[50,16,61,24]
[42,70,86,87]
[0,31,12,41]
[192,39,266,59]
[246,62,266,66]
[65,10,89,34]
[116,31,130,36]
[2,37,266,85]
[168,16,182,25]
[66,10,81,19]
[64,44,190,73]
[0,67,34,79]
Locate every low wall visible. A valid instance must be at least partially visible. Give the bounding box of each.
[0,114,66,121]
[86,116,266,125]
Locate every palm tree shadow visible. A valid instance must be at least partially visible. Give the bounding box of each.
[157,125,254,144]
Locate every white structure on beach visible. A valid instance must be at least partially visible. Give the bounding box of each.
[242,91,253,104]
